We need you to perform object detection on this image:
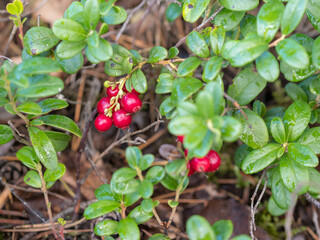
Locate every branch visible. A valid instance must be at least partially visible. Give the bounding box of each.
[304,192,320,210]
[223,92,248,120]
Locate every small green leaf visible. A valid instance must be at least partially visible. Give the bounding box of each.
[182,0,210,23]
[28,126,58,169]
[171,77,203,105]
[124,192,141,207]
[6,3,19,15]
[101,6,127,25]
[83,0,100,30]
[148,46,168,63]
[55,51,84,74]
[128,205,153,225]
[145,166,165,185]
[94,220,118,236]
[267,196,287,216]
[186,31,209,58]
[126,146,142,169]
[298,127,320,154]
[84,200,121,219]
[210,26,225,55]
[256,51,279,82]
[168,47,179,58]
[221,116,242,142]
[13,57,60,76]
[148,234,170,240]
[56,41,86,59]
[131,69,147,94]
[313,36,320,69]
[310,78,320,95]
[139,180,153,199]
[24,170,42,188]
[285,83,308,102]
[165,159,186,179]
[270,117,286,144]
[37,99,68,115]
[219,0,258,11]
[44,131,71,152]
[16,146,39,169]
[118,218,140,240]
[308,168,320,197]
[212,220,233,240]
[139,154,154,171]
[186,215,216,240]
[288,143,318,167]
[168,200,179,208]
[95,184,121,201]
[166,2,182,22]
[53,18,87,41]
[159,97,175,116]
[214,9,245,31]
[44,163,66,182]
[17,102,42,115]
[155,73,174,94]
[240,14,257,38]
[202,56,223,82]
[177,57,201,77]
[0,125,13,145]
[87,37,113,62]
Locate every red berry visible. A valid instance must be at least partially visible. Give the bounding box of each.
[184,149,188,157]
[121,93,142,113]
[187,161,195,176]
[94,114,112,132]
[124,86,140,95]
[190,157,210,173]
[206,150,221,172]
[97,97,112,114]
[112,109,132,129]
[177,135,184,143]
[106,86,119,97]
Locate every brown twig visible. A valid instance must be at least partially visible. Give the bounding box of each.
[223,92,248,120]
[304,192,320,210]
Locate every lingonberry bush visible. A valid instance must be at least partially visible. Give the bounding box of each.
[0,0,320,239]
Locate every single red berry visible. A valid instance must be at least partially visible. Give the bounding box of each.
[121,93,142,113]
[190,157,210,173]
[187,160,195,176]
[112,109,132,129]
[97,97,112,114]
[177,135,185,143]
[106,86,119,97]
[184,149,188,157]
[206,150,221,172]
[94,114,112,132]
[124,86,141,95]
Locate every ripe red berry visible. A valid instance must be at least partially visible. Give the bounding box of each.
[94,114,112,132]
[97,97,112,114]
[112,109,132,129]
[187,160,195,176]
[106,86,119,97]
[190,157,210,173]
[206,150,221,172]
[177,135,184,143]
[121,93,142,113]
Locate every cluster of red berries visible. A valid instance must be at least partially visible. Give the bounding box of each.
[177,136,221,176]
[94,85,142,132]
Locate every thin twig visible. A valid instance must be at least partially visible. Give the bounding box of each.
[162,0,181,7]
[7,120,31,146]
[304,193,320,210]
[223,92,248,120]
[312,205,320,239]
[285,194,297,240]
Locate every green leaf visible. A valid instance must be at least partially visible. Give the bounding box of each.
[186,31,209,58]
[253,100,266,117]
[270,117,286,144]
[210,26,225,55]
[28,126,58,169]
[36,115,82,137]
[147,46,168,63]
[267,196,287,216]
[44,131,71,152]
[227,38,268,67]
[0,125,13,145]
[272,166,296,210]
[101,6,127,25]
[37,99,68,115]
[118,218,140,240]
[17,102,42,115]
[87,37,113,62]
[256,51,279,82]
[231,236,251,240]
[84,200,121,219]
[205,80,225,115]
[240,14,257,38]
[94,220,118,236]
[44,163,66,182]
[171,77,203,105]
[110,168,139,194]
[131,69,147,94]
[63,1,83,19]
[221,116,242,142]
[214,9,245,31]
[202,56,223,82]
[24,170,42,188]
[168,47,179,58]
[310,78,320,95]
[126,147,142,169]
[235,144,253,167]
[279,153,309,193]
[283,100,311,142]
[241,143,281,174]
[168,115,203,136]
[308,168,320,197]
[306,10,320,33]
[287,143,318,167]
[182,0,210,23]
[104,44,133,76]
[148,234,170,240]
[139,154,154,171]
[166,2,182,22]
[313,36,320,69]
[281,0,308,35]
[23,27,59,56]
[95,184,121,201]
[276,39,309,70]
[186,215,216,240]
[6,3,19,15]
[128,205,153,225]
[84,0,100,29]
[227,68,267,106]
[219,0,258,11]
[145,166,165,185]
[129,49,143,64]
[16,146,39,169]
[14,57,60,76]
[53,18,87,41]
[16,75,64,98]
[212,220,233,240]
[55,51,84,74]
[196,90,215,119]
[56,41,86,59]
[257,0,284,42]
[298,127,320,154]
[165,159,186,179]
[177,57,201,77]
[159,97,175,116]
[139,180,153,199]
[285,83,308,102]
[155,73,174,94]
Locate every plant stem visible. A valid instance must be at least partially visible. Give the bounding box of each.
[166,187,181,229]
[17,16,24,47]
[268,34,285,48]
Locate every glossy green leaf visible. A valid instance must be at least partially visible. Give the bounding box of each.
[221,116,242,142]
[147,46,168,63]
[203,56,223,82]
[124,192,141,207]
[84,200,121,219]
[268,196,287,216]
[83,0,100,29]
[126,146,142,169]
[145,166,165,185]
[285,83,308,102]
[256,51,279,82]
[235,144,253,167]
[241,143,281,174]
[55,51,84,74]
[24,170,42,188]
[257,0,284,42]
[23,27,59,55]
[168,115,203,136]
[14,57,60,76]
[253,100,266,117]
[270,117,286,144]
[44,131,71,152]
[17,102,42,115]
[56,41,86,59]
[53,18,87,41]
[186,31,209,58]
[288,143,318,167]
[182,0,210,23]
[131,69,147,94]
[308,168,320,197]
[166,2,182,22]
[165,159,186,179]
[298,127,320,154]
[281,0,308,35]
[279,153,309,193]
[139,154,154,171]
[212,220,233,240]
[148,234,170,240]
[139,180,153,199]
[63,1,83,19]
[159,97,175,116]
[313,36,320,69]
[177,57,201,77]
[87,37,112,62]
[94,220,118,236]
[195,90,215,120]
[210,26,225,55]
[240,14,257,38]
[205,80,225,115]
[16,146,39,169]
[168,47,179,58]
[306,10,320,33]
[214,9,245,31]
[105,44,133,76]
[283,100,311,142]
[186,215,216,240]
[0,125,13,145]
[44,163,66,182]
[110,168,139,194]
[219,0,258,11]
[128,205,153,225]
[231,235,251,240]
[155,73,174,94]
[101,6,127,25]
[227,68,267,105]
[118,218,140,240]
[37,99,68,115]
[28,126,58,170]
[95,184,121,201]
[310,78,320,95]
[171,77,202,105]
